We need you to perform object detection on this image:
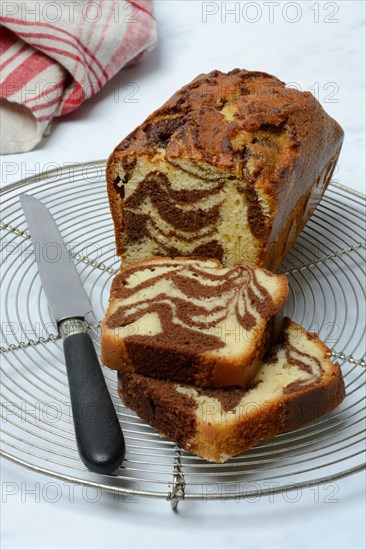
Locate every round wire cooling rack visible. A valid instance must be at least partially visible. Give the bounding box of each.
[0,160,365,510]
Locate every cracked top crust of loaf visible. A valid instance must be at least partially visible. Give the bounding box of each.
[107,69,344,269]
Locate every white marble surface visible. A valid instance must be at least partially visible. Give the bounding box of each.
[1,2,365,549]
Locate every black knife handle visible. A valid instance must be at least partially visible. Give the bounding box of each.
[61,325,125,474]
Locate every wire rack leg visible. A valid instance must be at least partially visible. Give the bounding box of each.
[169,446,185,512]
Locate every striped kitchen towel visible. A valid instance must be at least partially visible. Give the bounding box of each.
[0,1,157,154]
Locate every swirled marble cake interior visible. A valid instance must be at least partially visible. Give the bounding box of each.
[107,69,343,269]
[101,257,288,387]
[118,319,345,463]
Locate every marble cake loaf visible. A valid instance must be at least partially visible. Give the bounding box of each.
[118,319,345,463]
[101,257,288,388]
[106,69,344,270]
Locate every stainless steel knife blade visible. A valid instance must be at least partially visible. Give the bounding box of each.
[20,193,93,323]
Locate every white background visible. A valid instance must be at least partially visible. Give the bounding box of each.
[1,1,365,549]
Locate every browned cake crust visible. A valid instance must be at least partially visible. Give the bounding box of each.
[118,319,345,462]
[106,69,343,269]
[101,257,288,387]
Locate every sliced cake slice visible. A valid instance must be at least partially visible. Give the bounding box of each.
[101,257,288,388]
[118,319,345,463]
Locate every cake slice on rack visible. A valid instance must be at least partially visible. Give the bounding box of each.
[101,257,288,388]
[118,319,345,463]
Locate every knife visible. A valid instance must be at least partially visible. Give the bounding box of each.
[20,194,125,474]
